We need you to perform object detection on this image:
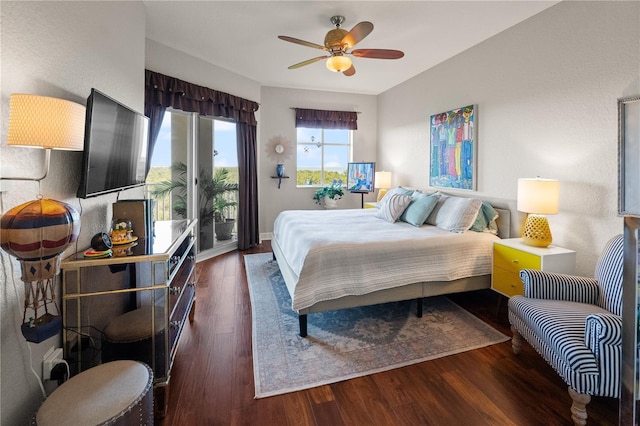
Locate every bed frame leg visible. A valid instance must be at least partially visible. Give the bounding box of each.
[299,314,307,337]
[416,298,423,318]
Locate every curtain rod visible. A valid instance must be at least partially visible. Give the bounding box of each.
[290,107,361,114]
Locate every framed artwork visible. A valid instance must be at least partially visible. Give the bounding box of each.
[347,162,375,193]
[429,104,477,190]
[618,95,640,215]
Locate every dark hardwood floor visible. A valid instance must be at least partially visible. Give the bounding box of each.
[158,240,618,425]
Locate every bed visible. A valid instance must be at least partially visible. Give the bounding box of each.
[271,192,511,336]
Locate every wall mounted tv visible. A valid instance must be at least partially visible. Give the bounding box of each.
[77,88,149,198]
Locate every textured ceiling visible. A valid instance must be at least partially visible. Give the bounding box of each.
[144,1,558,95]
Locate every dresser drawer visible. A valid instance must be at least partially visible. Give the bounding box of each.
[493,244,540,273]
[492,266,524,297]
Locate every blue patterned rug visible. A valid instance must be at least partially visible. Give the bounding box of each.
[245,253,509,398]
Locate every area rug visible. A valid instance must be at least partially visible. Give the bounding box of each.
[245,253,509,398]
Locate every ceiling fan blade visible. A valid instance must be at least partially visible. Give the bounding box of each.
[351,49,405,59]
[278,35,326,51]
[342,65,356,77]
[288,56,328,69]
[341,21,373,49]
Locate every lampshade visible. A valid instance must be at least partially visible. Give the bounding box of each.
[517,178,559,214]
[375,171,392,190]
[326,55,352,72]
[7,94,86,151]
[517,178,560,247]
[375,171,392,203]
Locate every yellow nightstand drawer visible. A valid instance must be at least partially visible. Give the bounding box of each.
[491,238,576,298]
[493,244,540,272]
[492,266,524,297]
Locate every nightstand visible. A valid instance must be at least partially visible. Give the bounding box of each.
[492,238,576,297]
[364,202,378,209]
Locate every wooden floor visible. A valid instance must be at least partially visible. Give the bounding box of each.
[158,241,618,425]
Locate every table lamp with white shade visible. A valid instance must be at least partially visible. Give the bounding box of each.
[517,177,560,247]
[375,171,392,202]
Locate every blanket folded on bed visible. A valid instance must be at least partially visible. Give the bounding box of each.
[273,209,499,311]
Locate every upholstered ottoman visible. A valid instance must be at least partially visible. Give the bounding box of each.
[101,306,165,372]
[34,360,153,425]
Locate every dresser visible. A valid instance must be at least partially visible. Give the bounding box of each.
[492,238,576,297]
[61,219,197,416]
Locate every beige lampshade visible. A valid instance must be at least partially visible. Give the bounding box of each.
[326,55,352,72]
[517,178,559,214]
[375,171,392,189]
[7,94,86,151]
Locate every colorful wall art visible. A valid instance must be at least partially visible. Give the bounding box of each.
[429,105,476,190]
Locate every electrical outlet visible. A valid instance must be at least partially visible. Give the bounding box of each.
[42,347,64,381]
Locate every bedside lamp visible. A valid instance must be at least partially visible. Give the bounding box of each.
[517,178,560,248]
[5,93,85,181]
[375,171,392,202]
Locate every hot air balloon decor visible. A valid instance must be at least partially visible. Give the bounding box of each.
[1,198,80,343]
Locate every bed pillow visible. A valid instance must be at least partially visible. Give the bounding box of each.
[426,195,483,233]
[470,202,500,234]
[376,193,413,223]
[399,193,440,227]
[378,186,415,207]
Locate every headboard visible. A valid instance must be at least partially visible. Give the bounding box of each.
[494,208,511,239]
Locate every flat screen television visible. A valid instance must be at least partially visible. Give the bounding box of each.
[347,162,375,193]
[77,88,149,198]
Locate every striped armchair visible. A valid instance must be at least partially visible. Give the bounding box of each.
[508,235,623,426]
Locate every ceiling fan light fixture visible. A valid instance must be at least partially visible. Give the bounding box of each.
[326,55,352,72]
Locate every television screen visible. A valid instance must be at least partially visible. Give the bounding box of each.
[347,162,375,193]
[77,89,149,198]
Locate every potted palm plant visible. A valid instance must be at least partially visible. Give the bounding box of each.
[313,181,344,208]
[150,162,238,242]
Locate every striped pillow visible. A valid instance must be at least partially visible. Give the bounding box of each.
[376,193,412,223]
[426,195,483,233]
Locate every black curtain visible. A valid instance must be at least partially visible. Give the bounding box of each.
[294,108,358,130]
[145,69,260,249]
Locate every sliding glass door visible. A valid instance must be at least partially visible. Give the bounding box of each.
[146,109,238,259]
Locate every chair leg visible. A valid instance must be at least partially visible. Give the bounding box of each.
[510,325,522,354]
[568,387,591,426]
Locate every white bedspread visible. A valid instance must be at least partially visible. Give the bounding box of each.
[272,208,499,311]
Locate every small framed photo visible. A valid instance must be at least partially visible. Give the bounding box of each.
[347,162,375,193]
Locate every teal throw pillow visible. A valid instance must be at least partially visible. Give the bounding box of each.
[470,202,499,233]
[400,193,440,227]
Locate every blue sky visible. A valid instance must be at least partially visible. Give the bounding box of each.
[151,114,237,167]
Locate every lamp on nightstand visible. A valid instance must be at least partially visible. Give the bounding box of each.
[517,177,560,248]
[375,171,392,202]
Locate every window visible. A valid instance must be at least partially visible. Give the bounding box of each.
[296,127,351,186]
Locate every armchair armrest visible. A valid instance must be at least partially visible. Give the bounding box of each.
[585,313,622,348]
[519,269,599,303]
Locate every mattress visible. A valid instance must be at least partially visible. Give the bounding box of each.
[272,208,500,311]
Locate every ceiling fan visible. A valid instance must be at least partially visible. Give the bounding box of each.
[278,15,404,77]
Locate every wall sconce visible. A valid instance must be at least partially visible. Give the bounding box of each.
[375,171,392,202]
[4,93,85,181]
[0,93,84,342]
[517,177,560,247]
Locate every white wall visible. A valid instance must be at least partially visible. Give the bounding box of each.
[378,1,640,276]
[1,2,146,424]
[145,39,262,108]
[259,86,378,235]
